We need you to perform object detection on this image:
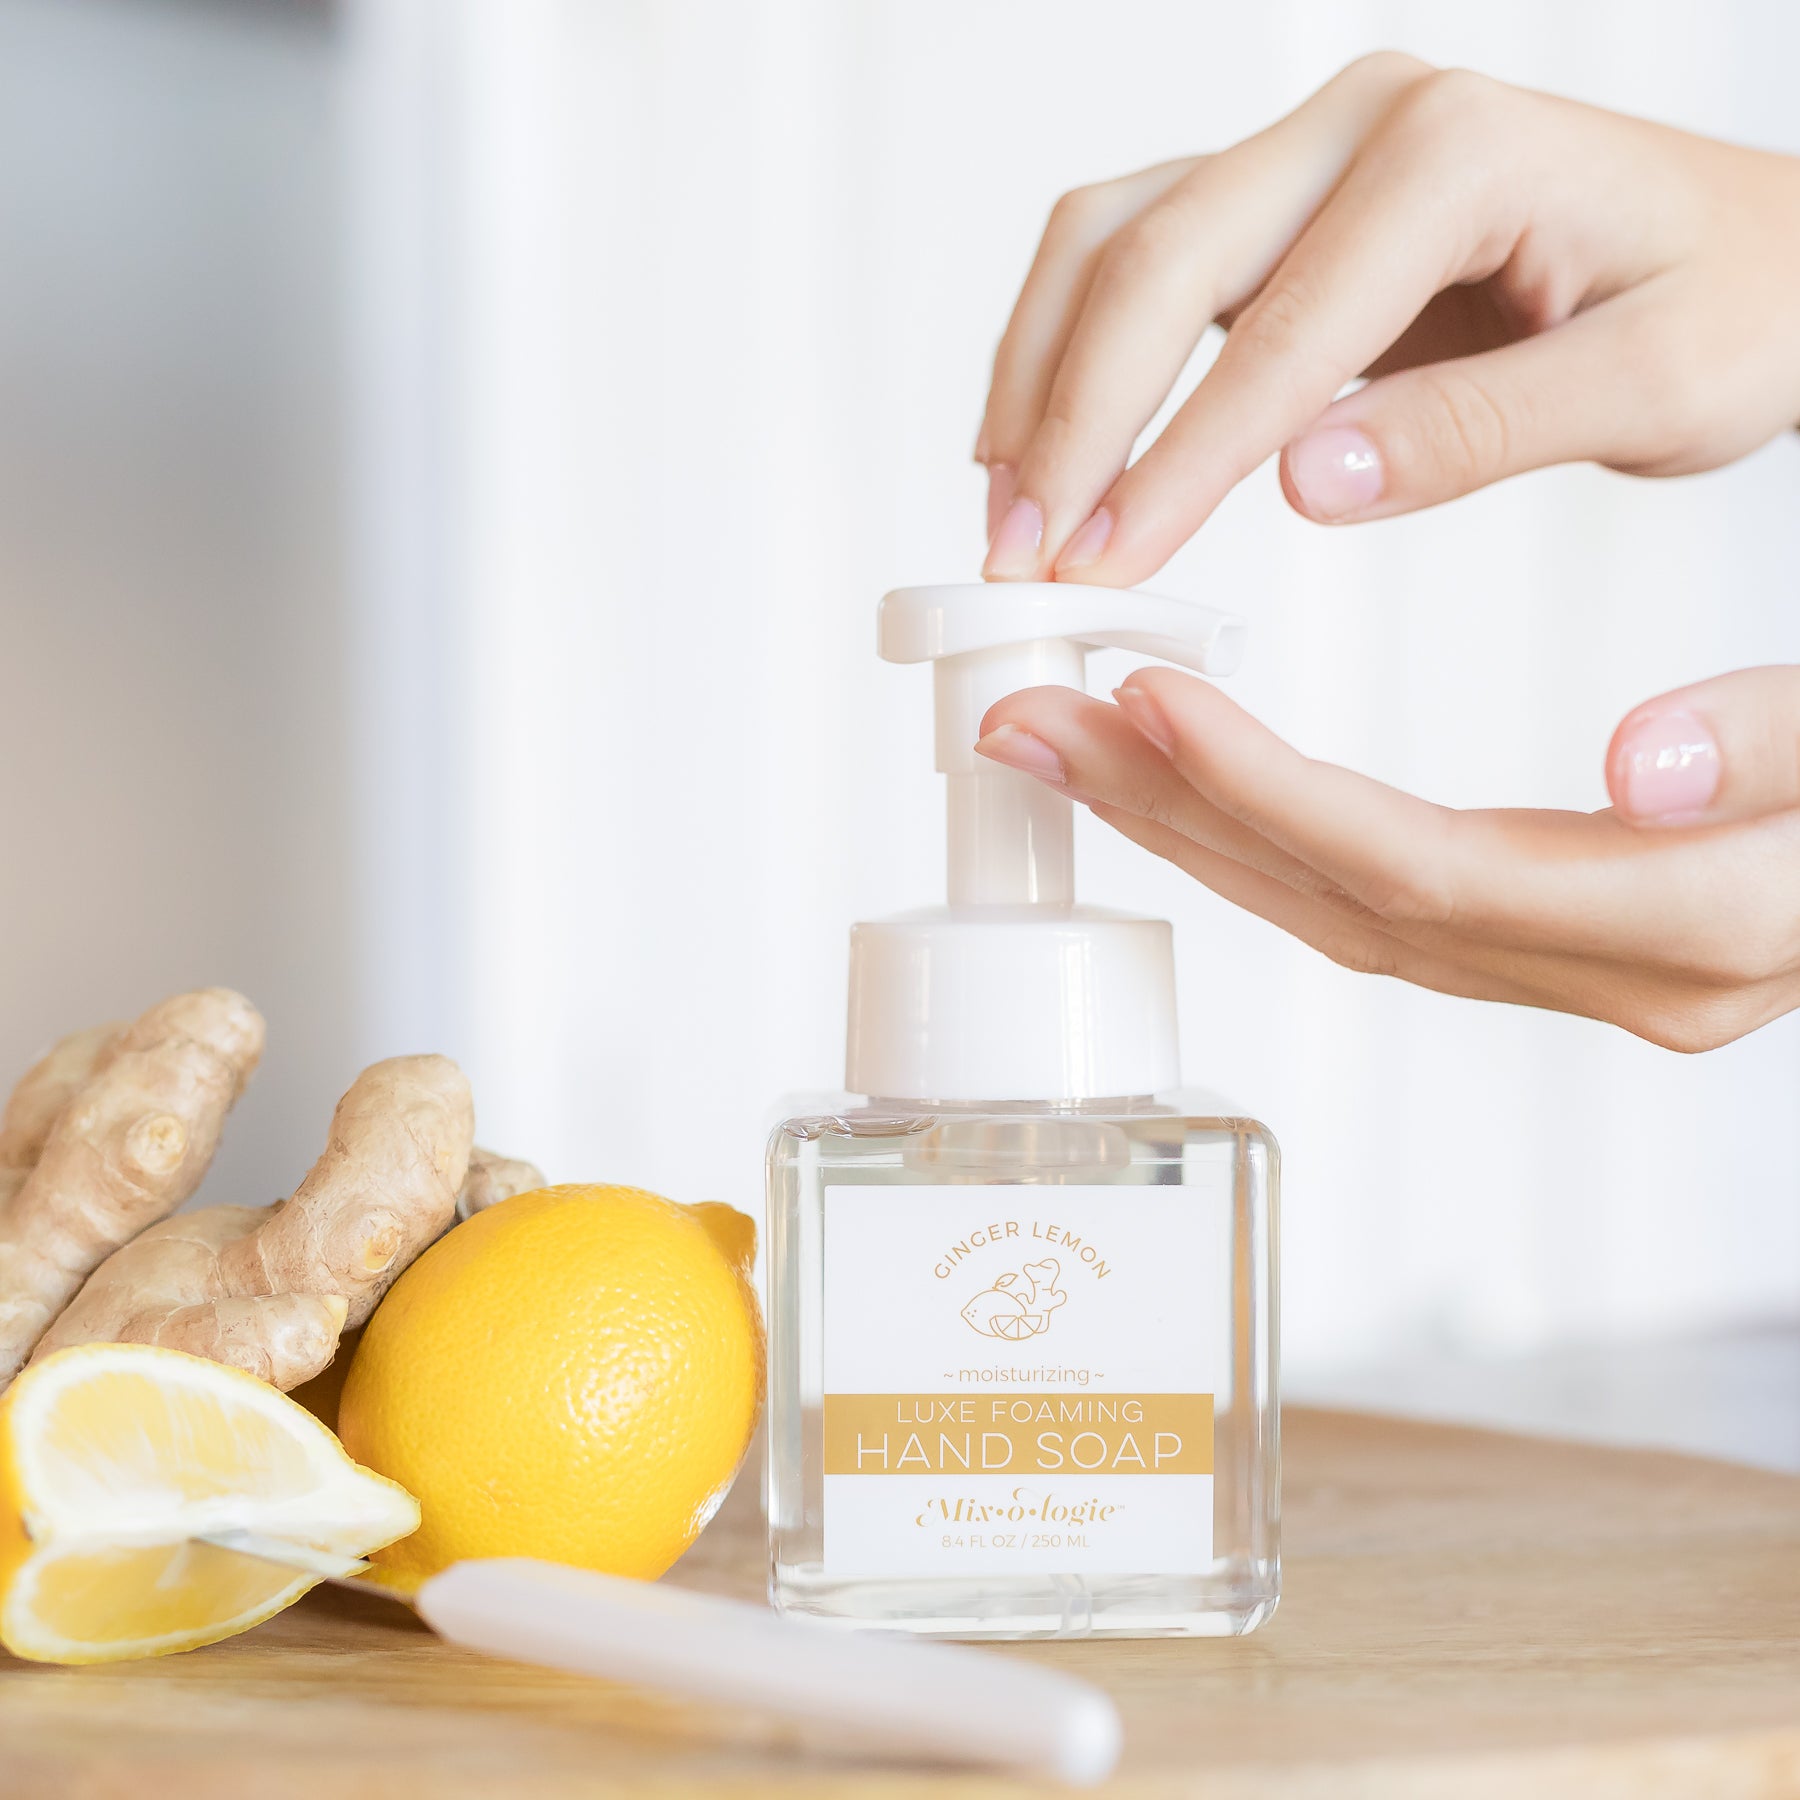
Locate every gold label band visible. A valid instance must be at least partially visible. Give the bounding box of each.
[823,1393,1214,1477]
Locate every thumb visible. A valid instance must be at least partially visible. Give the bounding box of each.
[1279,297,1655,524]
[1607,666,1800,827]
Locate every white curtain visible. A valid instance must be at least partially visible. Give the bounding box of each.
[345,0,1800,1375]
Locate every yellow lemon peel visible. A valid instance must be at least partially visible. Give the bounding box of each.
[339,1184,762,1585]
[0,1343,417,1663]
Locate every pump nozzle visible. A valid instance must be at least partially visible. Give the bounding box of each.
[879,584,1246,907]
[845,582,1247,1102]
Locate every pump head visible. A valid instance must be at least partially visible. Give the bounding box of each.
[846,582,1247,1104]
[879,583,1245,907]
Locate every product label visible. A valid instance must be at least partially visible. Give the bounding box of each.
[821,1185,1224,1575]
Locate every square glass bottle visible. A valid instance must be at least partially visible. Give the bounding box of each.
[766,1090,1278,1639]
[763,584,1281,1641]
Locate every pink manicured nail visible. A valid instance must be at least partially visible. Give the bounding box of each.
[974,724,1066,785]
[1613,710,1721,822]
[985,463,1017,542]
[1056,507,1113,574]
[983,496,1044,580]
[1286,426,1384,521]
[1112,684,1173,756]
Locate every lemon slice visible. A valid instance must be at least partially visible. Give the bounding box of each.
[0,1343,419,1663]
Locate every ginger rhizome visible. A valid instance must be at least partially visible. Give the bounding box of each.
[37,1056,477,1390]
[1,990,543,1396]
[458,1148,547,1217]
[0,1021,123,1202]
[0,991,265,1386]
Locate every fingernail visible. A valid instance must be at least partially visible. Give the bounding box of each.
[1113,683,1174,755]
[1056,507,1113,575]
[974,723,1066,784]
[985,463,1017,542]
[983,496,1044,580]
[1286,426,1384,521]
[1614,710,1721,822]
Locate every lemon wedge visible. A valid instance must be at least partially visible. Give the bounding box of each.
[0,1343,418,1663]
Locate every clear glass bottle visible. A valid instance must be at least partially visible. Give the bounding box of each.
[766,582,1280,1640]
[767,1091,1278,1639]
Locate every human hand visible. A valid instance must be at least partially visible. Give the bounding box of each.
[975,54,1800,582]
[975,666,1800,1051]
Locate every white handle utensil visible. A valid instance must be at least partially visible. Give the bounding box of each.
[202,1533,1121,1785]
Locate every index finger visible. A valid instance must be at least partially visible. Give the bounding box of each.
[977,159,1200,472]
[1058,71,1532,585]
[993,52,1433,579]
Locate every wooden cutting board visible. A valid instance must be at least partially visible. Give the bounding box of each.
[3,1408,1797,1798]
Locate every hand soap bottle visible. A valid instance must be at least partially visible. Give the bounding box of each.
[766,582,1279,1640]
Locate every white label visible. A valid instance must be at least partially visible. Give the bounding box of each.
[821,1185,1225,1575]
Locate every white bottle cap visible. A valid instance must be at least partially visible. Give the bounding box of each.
[846,583,1246,1103]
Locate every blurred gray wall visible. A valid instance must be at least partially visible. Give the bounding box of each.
[0,0,356,1202]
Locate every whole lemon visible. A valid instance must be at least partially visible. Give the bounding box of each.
[337,1184,762,1584]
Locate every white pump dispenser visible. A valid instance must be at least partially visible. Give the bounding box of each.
[846,582,1246,1104]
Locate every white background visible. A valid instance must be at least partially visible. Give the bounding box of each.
[2,0,1797,1384]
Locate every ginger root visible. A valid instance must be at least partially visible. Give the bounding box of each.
[0,990,264,1386]
[35,1054,475,1389]
[457,1147,547,1217]
[0,1021,124,1197]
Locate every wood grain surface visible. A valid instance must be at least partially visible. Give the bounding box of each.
[3,1408,1797,1798]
